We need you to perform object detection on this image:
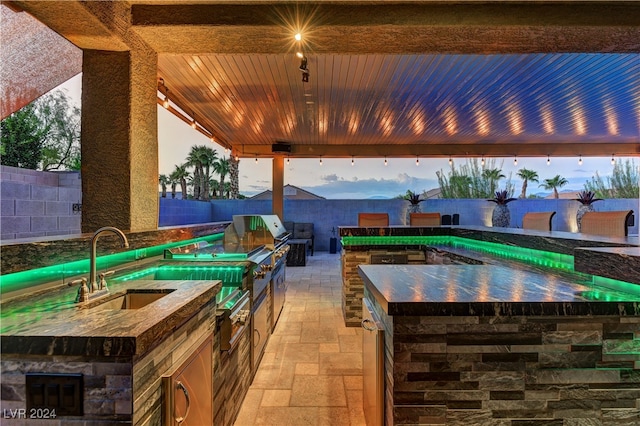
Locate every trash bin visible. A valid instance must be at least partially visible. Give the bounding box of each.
[329,237,337,254]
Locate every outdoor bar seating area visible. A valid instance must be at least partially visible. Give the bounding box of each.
[2,2,639,426]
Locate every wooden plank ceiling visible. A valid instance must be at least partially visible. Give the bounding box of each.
[158,52,639,158]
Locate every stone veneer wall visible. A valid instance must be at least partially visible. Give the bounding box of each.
[342,249,427,327]
[0,300,217,425]
[365,288,640,426]
[0,166,81,240]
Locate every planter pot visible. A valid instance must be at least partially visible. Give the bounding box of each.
[576,204,595,232]
[491,204,511,228]
[405,204,422,225]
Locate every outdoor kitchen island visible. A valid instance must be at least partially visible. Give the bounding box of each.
[359,264,640,426]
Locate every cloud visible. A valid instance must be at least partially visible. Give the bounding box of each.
[300,175,439,199]
[322,174,339,182]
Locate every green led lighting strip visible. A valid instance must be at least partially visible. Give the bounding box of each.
[340,235,639,296]
[114,265,244,285]
[0,233,224,295]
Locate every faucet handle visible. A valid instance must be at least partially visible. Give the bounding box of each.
[99,270,115,291]
[68,278,89,303]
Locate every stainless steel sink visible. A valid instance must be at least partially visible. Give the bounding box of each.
[88,290,174,310]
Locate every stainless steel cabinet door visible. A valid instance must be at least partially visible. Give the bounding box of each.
[362,298,385,426]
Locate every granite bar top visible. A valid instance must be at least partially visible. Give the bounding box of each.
[359,264,640,317]
[574,246,640,285]
[0,279,221,357]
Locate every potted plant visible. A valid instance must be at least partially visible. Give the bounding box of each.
[404,190,424,225]
[487,190,516,227]
[574,190,603,231]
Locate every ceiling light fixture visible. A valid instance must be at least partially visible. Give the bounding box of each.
[546,155,551,166]
[513,155,518,166]
[384,156,388,166]
[578,155,583,166]
[611,154,615,165]
[295,33,302,41]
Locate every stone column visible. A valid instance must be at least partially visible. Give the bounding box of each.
[81,48,158,232]
[272,155,284,220]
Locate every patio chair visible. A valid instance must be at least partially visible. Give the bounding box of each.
[358,213,389,227]
[580,210,634,237]
[441,214,452,225]
[522,211,556,231]
[409,212,441,226]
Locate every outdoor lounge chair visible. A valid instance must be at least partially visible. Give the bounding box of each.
[409,212,441,226]
[358,213,389,227]
[522,211,556,231]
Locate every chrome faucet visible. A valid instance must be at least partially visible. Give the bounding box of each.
[89,226,129,292]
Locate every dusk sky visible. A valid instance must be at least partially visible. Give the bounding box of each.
[60,75,634,199]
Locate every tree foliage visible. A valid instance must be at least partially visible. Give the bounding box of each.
[584,159,639,199]
[1,90,80,170]
[436,158,514,199]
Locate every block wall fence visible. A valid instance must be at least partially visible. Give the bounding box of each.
[1,166,638,246]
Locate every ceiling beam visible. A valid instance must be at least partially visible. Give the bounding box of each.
[236,143,640,159]
[131,2,640,54]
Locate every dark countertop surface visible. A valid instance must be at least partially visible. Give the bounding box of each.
[359,264,640,317]
[1,279,221,357]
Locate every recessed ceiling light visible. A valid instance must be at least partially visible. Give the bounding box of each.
[295,33,302,41]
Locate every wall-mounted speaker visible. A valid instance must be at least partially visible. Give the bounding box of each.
[272,143,291,153]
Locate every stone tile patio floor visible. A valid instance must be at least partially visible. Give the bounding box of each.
[234,252,366,425]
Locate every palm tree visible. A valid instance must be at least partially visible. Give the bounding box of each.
[540,175,568,199]
[171,164,189,200]
[168,173,178,199]
[209,177,219,198]
[213,157,231,199]
[229,155,240,199]
[200,147,218,200]
[186,145,207,199]
[482,168,506,196]
[223,181,232,199]
[158,174,169,198]
[516,168,539,198]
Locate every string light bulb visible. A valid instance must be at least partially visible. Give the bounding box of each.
[384,156,388,166]
[448,157,452,166]
[255,156,258,163]
[481,156,485,166]
[578,155,583,166]
[416,156,420,166]
[191,119,197,129]
[513,155,518,166]
[546,155,550,166]
[611,154,615,165]
[287,156,290,164]
[351,156,354,166]
[319,156,323,166]
[163,95,169,109]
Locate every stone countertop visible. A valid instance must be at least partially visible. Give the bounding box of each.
[0,279,221,357]
[358,264,640,317]
[574,246,640,285]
